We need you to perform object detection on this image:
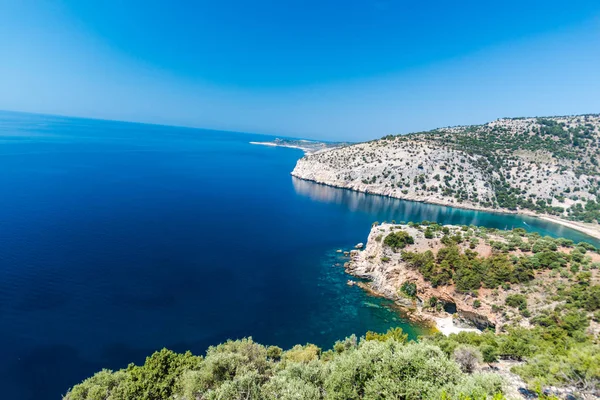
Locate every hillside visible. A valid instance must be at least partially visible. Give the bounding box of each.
[292,115,600,229]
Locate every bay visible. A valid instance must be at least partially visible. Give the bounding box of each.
[0,111,597,400]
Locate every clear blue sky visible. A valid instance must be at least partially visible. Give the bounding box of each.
[1,1,599,140]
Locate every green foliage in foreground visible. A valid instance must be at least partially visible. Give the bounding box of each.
[65,333,505,400]
[65,314,600,399]
[425,325,600,392]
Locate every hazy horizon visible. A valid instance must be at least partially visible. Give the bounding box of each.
[2,108,600,144]
[1,1,600,140]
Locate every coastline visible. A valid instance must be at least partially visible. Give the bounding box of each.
[433,316,481,336]
[351,280,475,336]
[291,174,600,242]
[537,215,600,241]
[250,140,347,154]
[351,276,484,337]
[250,141,311,153]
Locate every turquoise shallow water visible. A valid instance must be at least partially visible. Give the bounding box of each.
[0,110,597,400]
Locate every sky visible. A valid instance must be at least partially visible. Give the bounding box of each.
[0,1,599,141]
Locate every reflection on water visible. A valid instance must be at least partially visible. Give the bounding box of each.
[292,177,600,247]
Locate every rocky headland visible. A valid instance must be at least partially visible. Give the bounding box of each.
[293,115,600,239]
[344,222,600,336]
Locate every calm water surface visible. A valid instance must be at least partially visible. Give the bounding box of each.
[0,111,598,399]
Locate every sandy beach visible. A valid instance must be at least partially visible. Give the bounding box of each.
[433,316,481,336]
[537,215,600,241]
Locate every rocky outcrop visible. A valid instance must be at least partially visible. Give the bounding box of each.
[345,224,498,330]
[345,222,600,335]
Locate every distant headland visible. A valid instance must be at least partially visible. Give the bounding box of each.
[250,137,351,154]
[292,114,600,240]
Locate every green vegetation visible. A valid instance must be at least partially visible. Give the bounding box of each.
[383,230,414,250]
[425,320,600,391]
[408,117,600,220]
[400,225,600,300]
[379,116,600,221]
[65,330,505,400]
[66,320,600,398]
[505,294,527,311]
[372,223,600,394]
[365,327,408,343]
[400,281,417,298]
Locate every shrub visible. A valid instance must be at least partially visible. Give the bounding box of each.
[365,327,408,343]
[266,346,283,361]
[384,230,414,250]
[513,343,600,389]
[480,345,498,363]
[64,369,127,400]
[505,294,528,311]
[284,344,321,363]
[428,296,438,308]
[453,345,483,373]
[400,281,417,298]
[333,335,358,354]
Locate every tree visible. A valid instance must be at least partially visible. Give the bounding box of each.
[400,281,417,298]
[384,230,414,250]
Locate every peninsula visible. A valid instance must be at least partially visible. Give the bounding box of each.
[292,115,600,239]
[346,222,600,335]
[250,138,351,154]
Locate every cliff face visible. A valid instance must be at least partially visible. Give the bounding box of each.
[292,115,600,222]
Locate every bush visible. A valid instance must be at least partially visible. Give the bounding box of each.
[325,342,466,400]
[428,296,438,308]
[453,345,483,373]
[513,343,600,389]
[266,346,283,361]
[64,369,127,400]
[284,344,321,363]
[365,327,408,343]
[505,294,528,311]
[480,345,498,363]
[65,349,203,400]
[384,230,414,250]
[66,333,509,400]
[400,281,417,298]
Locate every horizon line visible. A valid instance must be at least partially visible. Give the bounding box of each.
[2,108,598,143]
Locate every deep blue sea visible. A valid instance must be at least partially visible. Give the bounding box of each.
[1,111,598,399]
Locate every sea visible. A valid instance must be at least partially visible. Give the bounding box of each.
[0,110,598,399]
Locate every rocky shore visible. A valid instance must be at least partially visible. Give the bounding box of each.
[344,224,494,334]
[292,167,600,241]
